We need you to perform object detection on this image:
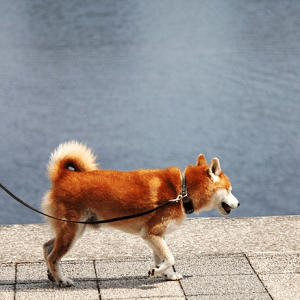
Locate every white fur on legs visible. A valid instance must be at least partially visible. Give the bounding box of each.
[162,268,183,281]
[148,242,182,280]
[55,260,74,287]
[58,278,74,287]
[48,258,74,287]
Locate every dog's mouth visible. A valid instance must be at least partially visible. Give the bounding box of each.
[221,202,232,214]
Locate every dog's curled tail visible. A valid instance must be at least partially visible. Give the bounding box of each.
[47,141,98,182]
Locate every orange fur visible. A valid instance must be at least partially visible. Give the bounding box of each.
[42,141,238,286]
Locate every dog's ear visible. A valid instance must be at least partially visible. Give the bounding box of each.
[196,154,207,166]
[208,158,221,181]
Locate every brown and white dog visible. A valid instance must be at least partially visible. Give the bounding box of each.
[42,141,239,286]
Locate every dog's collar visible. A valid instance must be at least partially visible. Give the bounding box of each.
[181,174,194,215]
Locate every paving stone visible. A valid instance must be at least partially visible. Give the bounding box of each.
[16,280,99,300]
[121,298,185,300]
[99,277,184,299]
[17,261,96,283]
[186,294,272,300]
[174,254,254,277]
[259,273,300,300]
[180,274,266,296]
[0,264,15,285]
[16,281,55,293]
[61,260,97,282]
[0,284,14,300]
[247,253,300,274]
[17,262,48,283]
[95,259,152,280]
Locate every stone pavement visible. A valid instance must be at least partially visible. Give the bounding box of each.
[1,216,300,299]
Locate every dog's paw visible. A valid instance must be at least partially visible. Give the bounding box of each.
[47,270,55,282]
[58,278,74,287]
[148,266,160,278]
[148,268,156,278]
[163,272,183,281]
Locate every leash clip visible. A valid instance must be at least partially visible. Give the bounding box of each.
[169,194,183,203]
[176,194,183,201]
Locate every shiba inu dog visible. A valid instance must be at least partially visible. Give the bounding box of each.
[42,141,239,286]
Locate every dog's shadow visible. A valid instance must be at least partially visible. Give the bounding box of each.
[8,275,192,292]
[97,275,166,290]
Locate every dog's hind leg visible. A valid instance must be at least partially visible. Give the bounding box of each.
[143,235,182,280]
[43,238,56,282]
[46,224,78,287]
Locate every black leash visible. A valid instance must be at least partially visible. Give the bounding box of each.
[0,176,192,224]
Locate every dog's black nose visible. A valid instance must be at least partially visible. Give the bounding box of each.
[237,202,240,207]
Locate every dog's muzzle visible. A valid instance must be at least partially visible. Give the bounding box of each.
[221,201,240,215]
[221,202,232,214]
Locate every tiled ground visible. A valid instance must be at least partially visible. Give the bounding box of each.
[1,253,299,299]
[247,253,300,300]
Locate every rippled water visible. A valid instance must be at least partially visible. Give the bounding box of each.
[0,0,300,225]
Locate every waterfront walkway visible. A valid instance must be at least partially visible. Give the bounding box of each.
[1,216,300,299]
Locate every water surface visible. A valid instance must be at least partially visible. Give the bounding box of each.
[0,0,300,224]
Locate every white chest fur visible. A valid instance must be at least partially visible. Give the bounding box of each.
[165,219,183,235]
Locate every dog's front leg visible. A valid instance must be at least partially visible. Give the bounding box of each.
[143,235,182,280]
[153,251,183,280]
